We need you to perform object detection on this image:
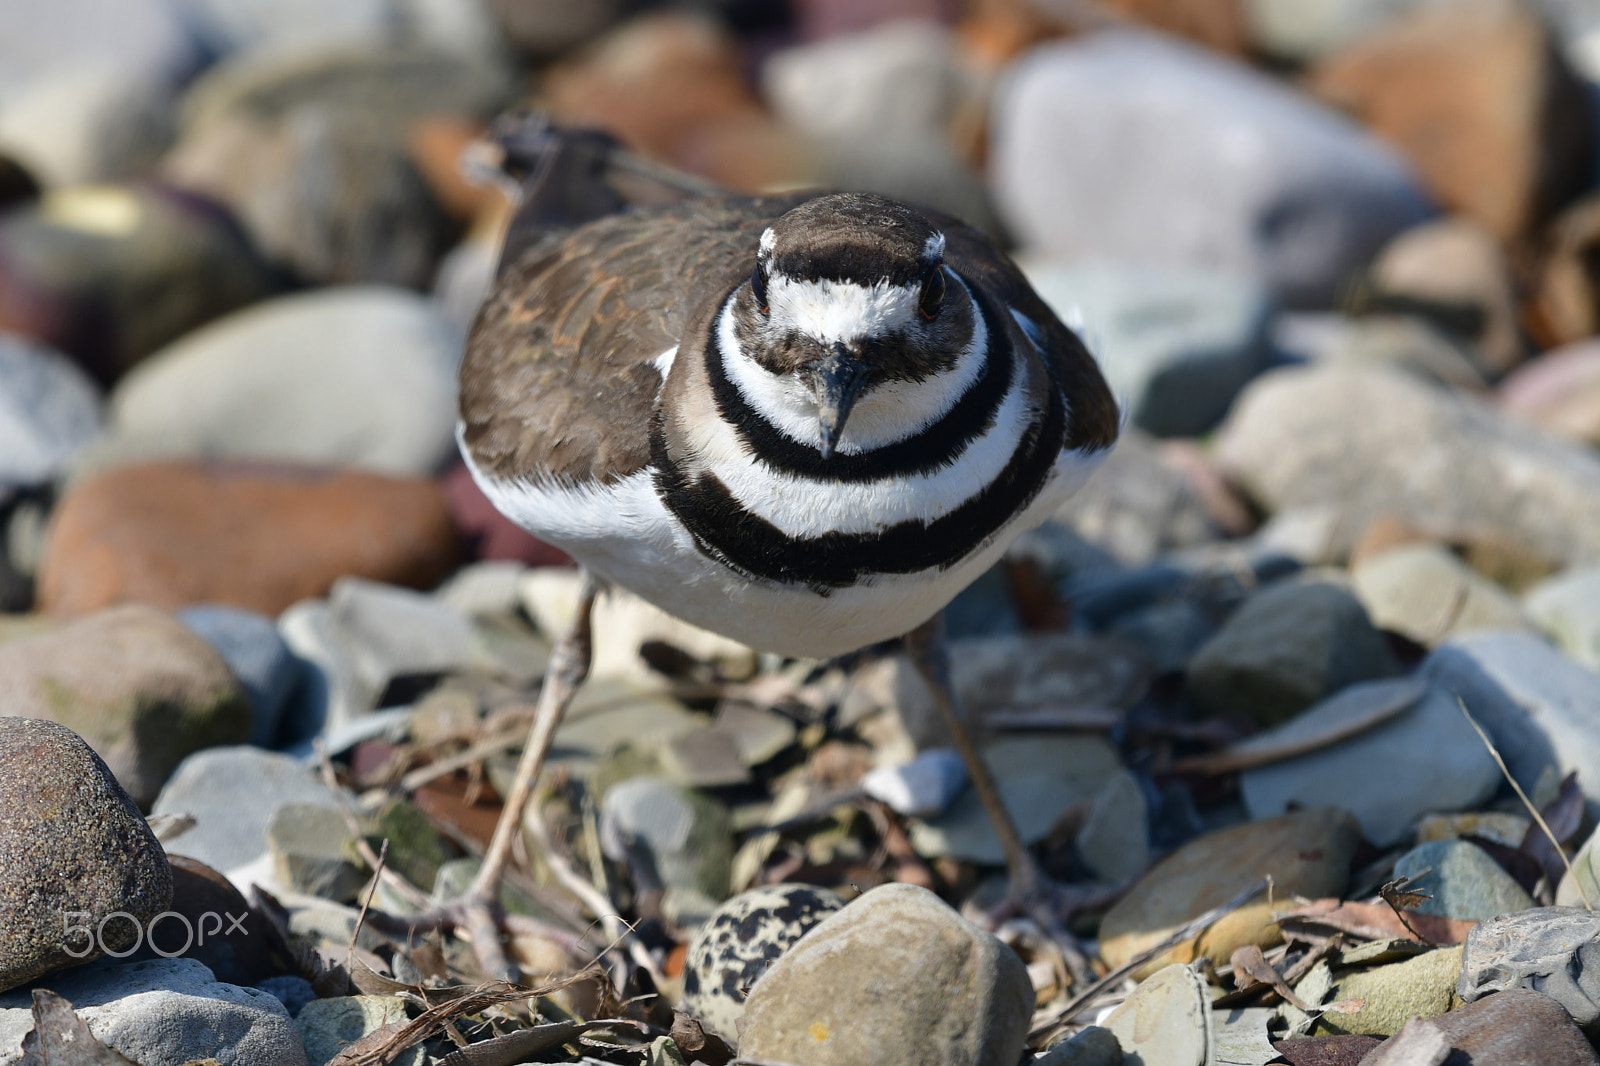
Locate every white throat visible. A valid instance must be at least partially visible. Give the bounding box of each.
[716,279,990,454]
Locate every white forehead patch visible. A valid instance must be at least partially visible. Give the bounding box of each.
[765,274,921,344]
[759,227,776,255]
[923,231,946,260]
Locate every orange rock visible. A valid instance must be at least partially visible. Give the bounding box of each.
[1306,0,1596,240]
[39,460,461,617]
[541,13,766,169]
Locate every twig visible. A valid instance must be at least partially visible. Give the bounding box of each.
[1030,878,1269,1041]
[400,725,532,793]
[348,839,388,962]
[1455,695,1593,911]
[316,740,437,912]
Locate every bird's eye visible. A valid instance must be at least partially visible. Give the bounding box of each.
[919,267,945,320]
[751,263,768,313]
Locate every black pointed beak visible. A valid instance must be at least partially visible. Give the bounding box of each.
[810,344,869,459]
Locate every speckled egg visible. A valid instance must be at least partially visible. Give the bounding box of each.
[681,882,846,1042]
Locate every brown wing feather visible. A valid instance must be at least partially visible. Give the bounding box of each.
[459,195,809,485]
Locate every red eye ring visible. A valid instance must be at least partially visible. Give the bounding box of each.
[919,267,946,320]
[752,263,769,314]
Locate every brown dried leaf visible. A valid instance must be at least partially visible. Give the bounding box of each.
[669,1012,734,1066]
[20,991,142,1066]
[1229,945,1316,1012]
[324,1022,409,1066]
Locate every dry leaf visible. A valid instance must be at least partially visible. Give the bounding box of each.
[19,991,142,1066]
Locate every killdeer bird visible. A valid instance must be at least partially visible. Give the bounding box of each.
[438,123,1119,982]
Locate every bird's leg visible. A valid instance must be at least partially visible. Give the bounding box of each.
[902,615,1091,967]
[457,571,599,982]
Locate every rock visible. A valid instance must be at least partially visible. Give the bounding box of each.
[180,0,502,58]
[39,461,461,618]
[846,634,1150,759]
[1421,630,1600,808]
[1186,575,1397,726]
[1364,217,1525,375]
[1424,987,1600,1065]
[1216,361,1600,567]
[279,577,491,734]
[266,804,365,904]
[990,30,1432,308]
[739,883,1032,1066]
[0,65,174,188]
[178,605,302,750]
[129,856,283,988]
[0,334,101,489]
[433,560,528,620]
[1392,839,1535,921]
[1351,542,1534,646]
[1306,0,1595,240]
[90,287,461,477]
[0,1,202,113]
[296,995,419,1066]
[1098,808,1360,975]
[1500,341,1600,446]
[1310,945,1462,1036]
[861,749,969,819]
[1535,196,1600,346]
[760,21,1001,235]
[1238,681,1500,847]
[1416,811,1530,848]
[1075,769,1151,883]
[1047,429,1229,564]
[1459,908,1600,1035]
[365,798,450,893]
[1274,1034,1382,1066]
[599,777,732,928]
[0,606,252,806]
[0,957,306,1065]
[1526,565,1600,671]
[908,735,1122,866]
[1102,964,1210,1066]
[682,883,845,1043]
[1557,826,1600,907]
[1241,0,1412,62]
[0,718,171,992]
[0,185,281,386]
[538,680,702,784]
[1037,1026,1124,1066]
[1022,261,1274,437]
[258,976,315,1018]
[486,0,626,58]
[149,747,344,880]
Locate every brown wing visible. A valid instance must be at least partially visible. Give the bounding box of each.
[933,212,1121,452]
[459,194,809,485]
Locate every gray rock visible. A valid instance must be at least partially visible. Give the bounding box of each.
[1392,839,1535,921]
[0,185,281,386]
[1217,361,1600,566]
[740,883,1033,1066]
[1558,826,1600,908]
[296,995,419,1066]
[1023,261,1275,437]
[434,560,527,620]
[1422,629,1600,808]
[178,605,302,749]
[909,735,1122,866]
[266,804,364,904]
[1424,986,1600,1066]
[1076,769,1151,883]
[0,604,254,807]
[1186,575,1398,726]
[1526,565,1600,671]
[1037,1025,1124,1066]
[599,777,732,927]
[1106,600,1215,675]
[92,287,462,479]
[1459,907,1600,1035]
[0,334,101,488]
[1240,681,1500,847]
[1243,0,1423,61]
[0,957,308,1066]
[257,975,316,1018]
[682,883,845,1043]
[861,749,969,819]
[0,719,171,993]
[1316,315,1490,391]
[0,0,202,101]
[179,0,502,59]
[1352,542,1534,646]
[990,30,1432,308]
[1103,963,1211,1066]
[0,65,174,187]
[1365,216,1524,376]
[150,747,343,879]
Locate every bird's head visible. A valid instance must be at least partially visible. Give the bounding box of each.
[727,193,978,459]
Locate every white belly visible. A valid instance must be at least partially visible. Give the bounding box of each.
[466,449,1104,659]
